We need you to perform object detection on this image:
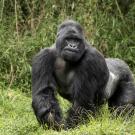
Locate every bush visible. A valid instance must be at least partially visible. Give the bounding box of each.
[0,0,135,91]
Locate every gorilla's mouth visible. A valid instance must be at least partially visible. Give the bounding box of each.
[64,48,79,53]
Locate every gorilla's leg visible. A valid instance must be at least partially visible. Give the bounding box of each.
[65,102,96,129]
[108,73,135,115]
[106,58,135,115]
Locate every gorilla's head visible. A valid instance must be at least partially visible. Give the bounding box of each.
[56,20,86,62]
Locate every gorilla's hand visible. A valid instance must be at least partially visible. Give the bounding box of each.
[32,94,63,130]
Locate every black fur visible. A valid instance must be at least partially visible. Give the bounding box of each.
[32,20,135,129]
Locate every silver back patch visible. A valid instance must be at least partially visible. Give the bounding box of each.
[105,72,119,99]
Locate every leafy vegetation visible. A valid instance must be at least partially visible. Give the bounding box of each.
[0,0,135,134]
[0,0,135,90]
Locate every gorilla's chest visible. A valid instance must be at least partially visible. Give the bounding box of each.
[54,57,74,94]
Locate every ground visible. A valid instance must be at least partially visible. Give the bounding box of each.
[0,87,135,135]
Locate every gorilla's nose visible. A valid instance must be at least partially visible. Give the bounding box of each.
[68,43,77,49]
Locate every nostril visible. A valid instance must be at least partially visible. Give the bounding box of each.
[71,44,76,48]
[73,45,77,49]
[69,44,73,48]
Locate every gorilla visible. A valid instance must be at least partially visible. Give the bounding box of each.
[32,20,135,129]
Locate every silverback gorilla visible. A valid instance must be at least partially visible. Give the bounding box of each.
[32,20,135,129]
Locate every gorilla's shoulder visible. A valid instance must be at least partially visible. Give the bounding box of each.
[85,46,105,61]
[32,45,57,65]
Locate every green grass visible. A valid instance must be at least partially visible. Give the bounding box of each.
[1,87,135,135]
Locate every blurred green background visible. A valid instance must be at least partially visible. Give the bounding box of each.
[0,0,135,91]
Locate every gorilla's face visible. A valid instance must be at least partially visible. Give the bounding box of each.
[60,36,85,62]
[56,20,86,62]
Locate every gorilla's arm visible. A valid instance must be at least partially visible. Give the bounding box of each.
[74,48,109,105]
[32,49,62,128]
[66,47,109,128]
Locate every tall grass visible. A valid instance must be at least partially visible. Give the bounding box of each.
[0,0,135,91]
